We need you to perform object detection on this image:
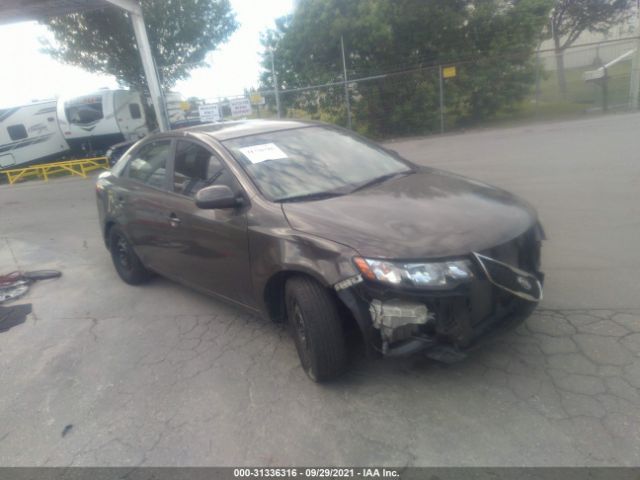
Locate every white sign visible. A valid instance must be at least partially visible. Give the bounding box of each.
[230,98,252,117]
[198,104,220,122]
[239,143,288,164]
[583,68,605,82]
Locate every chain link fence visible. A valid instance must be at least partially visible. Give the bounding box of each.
[197,37,639,138]
[534,37,637,114]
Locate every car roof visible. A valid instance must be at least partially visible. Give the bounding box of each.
[107,139,137,150]
[182,119,319,141]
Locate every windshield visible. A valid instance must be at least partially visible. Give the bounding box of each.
[222,126,412,201]
[65,95,104,125]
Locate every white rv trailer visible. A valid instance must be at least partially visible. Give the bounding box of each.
[0,100,70,169]
[57,89,149,154]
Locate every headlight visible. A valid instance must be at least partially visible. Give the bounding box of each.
[354,257,473,288]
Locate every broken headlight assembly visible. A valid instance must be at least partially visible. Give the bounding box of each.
[354,257,473,288]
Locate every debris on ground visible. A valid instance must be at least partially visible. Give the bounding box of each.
[0,270,62,304]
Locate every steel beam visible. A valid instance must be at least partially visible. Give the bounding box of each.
[105,0,169,131]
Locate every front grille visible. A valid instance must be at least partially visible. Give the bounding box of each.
[478,226,542,273]
[466,225,543,327]
[473,253,543,302]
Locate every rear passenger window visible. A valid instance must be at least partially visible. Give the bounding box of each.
[7,124,27,141]
[173,141,237,197]
[126,140,171,189]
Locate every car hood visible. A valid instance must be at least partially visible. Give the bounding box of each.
[282,169,538,259]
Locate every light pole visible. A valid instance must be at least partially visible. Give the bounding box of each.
[270,47,282,119]
[340,35,352,129]
[629,0,640,110]
[439,65,445,134]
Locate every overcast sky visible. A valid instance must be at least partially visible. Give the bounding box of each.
[0,0,293,109]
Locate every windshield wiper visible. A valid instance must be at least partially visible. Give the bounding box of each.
[277,191,347,203]
[349,170,413,193]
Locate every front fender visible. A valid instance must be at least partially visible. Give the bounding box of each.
[249,226,360,316]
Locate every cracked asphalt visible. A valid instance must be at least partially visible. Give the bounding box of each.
[1,113,639,466]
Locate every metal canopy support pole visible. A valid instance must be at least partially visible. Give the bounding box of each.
[341,35,352,130]
[105,0,169,131]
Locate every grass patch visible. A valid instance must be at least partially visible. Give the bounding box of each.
[483,61,633,129]
[537,61,631,107]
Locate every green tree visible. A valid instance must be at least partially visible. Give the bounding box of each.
[549,0,633,98]
[260,0,552,137]
[43,0,237,92]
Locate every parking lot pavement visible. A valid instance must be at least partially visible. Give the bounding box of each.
[1,113,639,467]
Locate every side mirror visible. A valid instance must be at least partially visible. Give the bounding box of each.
[195,185,242,209]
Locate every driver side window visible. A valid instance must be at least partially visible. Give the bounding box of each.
[173,140,237,197]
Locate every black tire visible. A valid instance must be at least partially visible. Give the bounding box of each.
[285,276,348,382]
[109,226,152,285]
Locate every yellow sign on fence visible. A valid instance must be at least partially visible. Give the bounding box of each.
[442,66,457,79]
[250,93,265,106]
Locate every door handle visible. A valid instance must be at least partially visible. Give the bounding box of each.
[168,213,181,227]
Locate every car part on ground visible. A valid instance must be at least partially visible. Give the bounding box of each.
[0,280,29,304]
[0,270,62,304]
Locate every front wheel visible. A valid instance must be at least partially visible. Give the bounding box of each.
[109,226,152,285]
[285,276,348,382]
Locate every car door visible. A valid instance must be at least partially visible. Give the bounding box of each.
[161,138,254,308]
[118,138,174,272]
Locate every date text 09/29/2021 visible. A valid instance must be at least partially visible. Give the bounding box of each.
[233,468,400,478]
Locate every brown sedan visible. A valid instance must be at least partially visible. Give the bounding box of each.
[96,120,544,381]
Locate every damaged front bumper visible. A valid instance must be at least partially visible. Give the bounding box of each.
[335,234,544,362]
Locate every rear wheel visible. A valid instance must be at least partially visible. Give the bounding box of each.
[109,226,152,285]
[285,276,348,382]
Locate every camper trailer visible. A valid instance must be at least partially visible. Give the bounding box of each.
[57,89,149,155]
[0,100,70,169]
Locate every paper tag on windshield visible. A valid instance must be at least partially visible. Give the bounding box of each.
[239,143,288,164]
